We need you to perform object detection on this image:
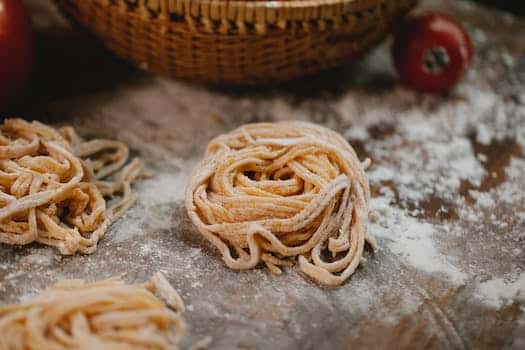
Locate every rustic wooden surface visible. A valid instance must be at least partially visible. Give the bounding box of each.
[1,1,524,349]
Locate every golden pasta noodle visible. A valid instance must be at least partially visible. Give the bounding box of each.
[0,118,142,254]
[0,273,185,350]
[186,121,376,286]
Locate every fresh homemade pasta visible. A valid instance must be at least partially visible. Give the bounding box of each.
[186,121,376,286]
[0,118,142,254]
[0,273,185,350]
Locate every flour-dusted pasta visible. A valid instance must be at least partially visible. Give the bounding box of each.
[0,118,143,254]
[0,273,185,350]
[186,122,376,286]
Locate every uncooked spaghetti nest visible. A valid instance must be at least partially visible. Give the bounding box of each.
[0,273,185,350]
[0,118,142,254]
[186,121,376,286]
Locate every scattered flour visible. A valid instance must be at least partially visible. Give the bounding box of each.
[469,191,495,208]
[475,273,525,309]
[108,169,191,243]
[504,157,525,183]
[339,77,525,294]
[476,123,493,145]
[517,212,525,224]
[18,249,56,266]
[138,169,192,206]
[370,191,467,285]
[344,125,369,141]
[487,157,525,208]
[367,166,395,183]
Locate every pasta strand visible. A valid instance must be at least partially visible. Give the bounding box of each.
[0,118,142,254]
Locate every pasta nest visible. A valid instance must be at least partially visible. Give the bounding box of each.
[0,273,185,350]
[0,118,142,254]
[186,122,376,286]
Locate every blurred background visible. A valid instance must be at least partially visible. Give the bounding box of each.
[472,0,524,15]
[8,0,524,118]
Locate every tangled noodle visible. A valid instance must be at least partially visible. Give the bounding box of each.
[0,273,185,350]
[0,118,142,254]
[186,121,377,286]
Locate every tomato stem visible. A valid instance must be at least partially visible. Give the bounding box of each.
[422,46,450,75]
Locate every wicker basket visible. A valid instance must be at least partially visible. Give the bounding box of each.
[54,0,417,84]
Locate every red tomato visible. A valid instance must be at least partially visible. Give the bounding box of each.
[0,0,34,107]
[392,13,473,94]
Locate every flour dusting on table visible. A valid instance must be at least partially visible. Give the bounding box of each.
[475,273,525,309]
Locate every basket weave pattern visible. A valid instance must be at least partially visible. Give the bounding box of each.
[54,0,417,84]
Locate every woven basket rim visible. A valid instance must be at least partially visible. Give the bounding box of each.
[168,0,386,14]
[189,0,374,9]
[111,0,393,22]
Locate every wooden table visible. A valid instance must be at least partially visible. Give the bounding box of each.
[1,0,524,348]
